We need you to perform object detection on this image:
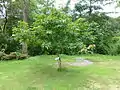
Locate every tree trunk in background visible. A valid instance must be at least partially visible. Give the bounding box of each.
[23,0,28,22]
[21,42,28,54]
[1,0,8,34]
[22,0,29,54]
[89,0,92,16]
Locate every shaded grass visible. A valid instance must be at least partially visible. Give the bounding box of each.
[0,54,120,90]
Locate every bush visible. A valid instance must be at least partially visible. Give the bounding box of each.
[28,45,43,56]
[103,37,120,55]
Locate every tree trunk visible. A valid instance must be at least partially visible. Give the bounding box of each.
[89,0,92,16]
[23,0,28,22]
[22,0,29,54]
[3,16,7,34]
[2,0,8,34]
[21,42,28,54]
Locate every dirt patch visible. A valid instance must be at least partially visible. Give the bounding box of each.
[54,60,93,67]
[66,60,93,66]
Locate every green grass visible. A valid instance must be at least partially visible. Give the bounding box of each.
[0,54,120,90]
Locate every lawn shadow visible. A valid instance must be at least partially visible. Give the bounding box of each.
[27,62,92,89]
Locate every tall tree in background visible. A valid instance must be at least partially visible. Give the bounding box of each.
[0,0,9,34]
[74,0,117,19]
[39,0,55,15]
[21,0,29,54]
[74,0,103,18]
[0,0,30,54]
[0,0,12,51]
[62,0,71,13]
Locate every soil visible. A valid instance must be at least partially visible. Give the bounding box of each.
[66,60,93,66]
[55,60,93,67]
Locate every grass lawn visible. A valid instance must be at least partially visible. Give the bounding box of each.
[0,54,120,90]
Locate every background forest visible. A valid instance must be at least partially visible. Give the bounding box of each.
[1,0,120,58]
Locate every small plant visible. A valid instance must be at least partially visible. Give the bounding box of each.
[55,54,62,71]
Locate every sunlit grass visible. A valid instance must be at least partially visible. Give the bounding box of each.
[0,54,120,90]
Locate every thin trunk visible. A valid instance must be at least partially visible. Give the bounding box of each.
[3,16,7,33]
[2,0,7,34]
[89,0,92,16]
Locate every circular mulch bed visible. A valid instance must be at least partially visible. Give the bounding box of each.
[66,60,93,66]
[54,60,93,67]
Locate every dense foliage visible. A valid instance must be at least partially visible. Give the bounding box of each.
[0,0,120,57]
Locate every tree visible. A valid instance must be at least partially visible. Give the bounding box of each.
[0,0,9,33]
[21,0,29,54]
[74,0,102,17]
[62,0,71,13]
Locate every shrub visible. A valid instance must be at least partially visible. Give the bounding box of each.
[103,37,120,55]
